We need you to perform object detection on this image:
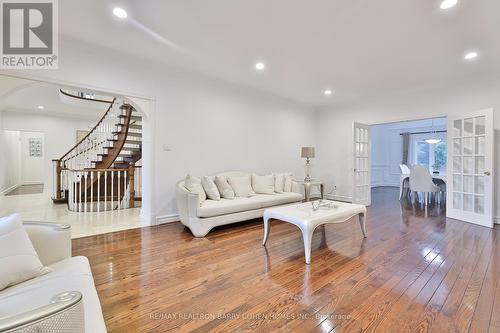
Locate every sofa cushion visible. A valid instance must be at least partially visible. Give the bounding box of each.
[274,173,285,193]
[252,173,275,194]
[0,214,51,291]
[0,256,106,333]
[256,192,303,208]
[284,173,293,192]
[214,175,235,199]
[228,175,256,197]
[197,197,262,218]
[185,174,206,204]
[197,192,303,218]
[202,176,220,200]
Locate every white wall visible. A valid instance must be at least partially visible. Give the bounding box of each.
[371,119,446,187]
[1,111,96,190]
[1,39,315,220]
[315,79,500,222]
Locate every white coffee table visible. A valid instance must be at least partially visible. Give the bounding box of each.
[262,200,367,264]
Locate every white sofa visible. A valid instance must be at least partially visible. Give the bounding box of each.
[0,222,106,333]
[176,171,304,237]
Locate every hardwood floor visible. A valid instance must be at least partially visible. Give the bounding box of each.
[72,187,500,332]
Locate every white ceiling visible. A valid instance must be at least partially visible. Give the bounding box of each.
[0,76,107,119]
[59,0,500,106]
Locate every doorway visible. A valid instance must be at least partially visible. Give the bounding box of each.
[1,130,44,194]
[370,117,447,207]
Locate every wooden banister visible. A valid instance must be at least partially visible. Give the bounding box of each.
[58,97,116,162]
[59,89,114,104]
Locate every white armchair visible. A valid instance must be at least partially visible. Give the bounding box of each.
[0,222,106,333]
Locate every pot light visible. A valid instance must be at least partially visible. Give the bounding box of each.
[37,105,44,110]
[324,89,333,96]
[113,7,127,19]
[255,62,265,71]
[464,51,478,60]
[440,0,457,9]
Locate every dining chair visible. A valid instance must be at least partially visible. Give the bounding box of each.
[399,164,411,200]
[409,165,441,206]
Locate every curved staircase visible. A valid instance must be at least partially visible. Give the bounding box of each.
[52,91,142,212]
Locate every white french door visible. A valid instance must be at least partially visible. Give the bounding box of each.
[447,109,494,227]
[352,122,371,206]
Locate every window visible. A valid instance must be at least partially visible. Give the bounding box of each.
[411,133,447,172]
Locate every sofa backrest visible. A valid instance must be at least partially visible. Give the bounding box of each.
[176,171,251,190]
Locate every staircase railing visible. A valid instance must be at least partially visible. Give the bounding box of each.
[52,93,142,212]
[52,97,116,200]
[65,165,141,212]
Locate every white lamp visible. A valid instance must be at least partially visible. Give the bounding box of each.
[301,147,315,181]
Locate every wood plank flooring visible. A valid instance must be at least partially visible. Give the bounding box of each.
[72,187,500,332]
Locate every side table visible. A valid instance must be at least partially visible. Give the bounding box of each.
[295,180,324,202]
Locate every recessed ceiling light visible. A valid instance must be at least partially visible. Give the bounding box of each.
[440,0,457,9]
[464,51,479,60]
[37,105,44,110]
[255,62,265,71]
[113,7,127,19]
[324,89,333,96]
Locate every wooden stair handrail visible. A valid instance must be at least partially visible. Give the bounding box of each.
[94,104,134,169]
[58,97,116,162]
[59,89,114,104]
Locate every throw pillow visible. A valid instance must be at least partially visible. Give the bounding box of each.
[201,176,220,200]
[0,214,52,291]
[274,173,285,193]
[228,175,256,197]
[252,174,275,195]
[214,175,235,199]
[284,173,293,192]
[184,174,207,204]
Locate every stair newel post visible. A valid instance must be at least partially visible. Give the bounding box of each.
[128,163,135,208]
[53,159,62,200]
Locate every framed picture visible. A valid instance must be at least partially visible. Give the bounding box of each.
[29,138,43,157]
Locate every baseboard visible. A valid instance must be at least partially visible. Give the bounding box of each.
[21,182,44,186]
[495,216,500,225]
[371,184,399,188]
[325,194,353,203]
[156,214,180,225]
[0,184,19,195]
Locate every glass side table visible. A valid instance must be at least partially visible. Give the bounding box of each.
[294,180,324,202]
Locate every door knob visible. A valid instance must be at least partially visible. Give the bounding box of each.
[484,171,491,176]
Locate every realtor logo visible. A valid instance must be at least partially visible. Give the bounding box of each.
[1,0,58,69]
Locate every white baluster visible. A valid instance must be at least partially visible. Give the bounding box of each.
[97,171,100,213]
[117,171,121,209]
[78,172,82,212]
[84,171,88,212]
[111,170,114,210]
[104,171,107,211]
[90,171,94,213]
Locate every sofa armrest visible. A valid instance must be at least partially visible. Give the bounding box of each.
[23,222,71,266]
[0,291,84,333]
[175,184,200,221]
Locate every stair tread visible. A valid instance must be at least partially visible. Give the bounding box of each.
[116,124,142,129]
[107,139,142,144]
[118,115,142,121]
